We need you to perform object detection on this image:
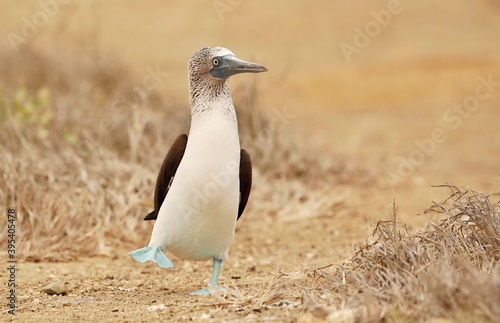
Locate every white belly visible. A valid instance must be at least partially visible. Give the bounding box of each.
[148,111,240,261]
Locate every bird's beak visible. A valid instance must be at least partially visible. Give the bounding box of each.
[210,55,267,79]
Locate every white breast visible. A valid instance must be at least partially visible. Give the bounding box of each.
[148,108,240,261]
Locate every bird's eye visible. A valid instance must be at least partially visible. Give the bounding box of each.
[212,58,219,66]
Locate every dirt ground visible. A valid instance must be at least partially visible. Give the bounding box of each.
[8,216,360,322]
[1,1,500,322]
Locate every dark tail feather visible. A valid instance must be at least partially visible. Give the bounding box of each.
[144,210,157,221]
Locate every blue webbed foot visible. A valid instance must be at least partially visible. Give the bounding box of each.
[129,246,174,268]
[189,258,224,296]
[189,287,211,296]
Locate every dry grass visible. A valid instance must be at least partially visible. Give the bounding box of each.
[297,184,499,322]
[0,45,184,260]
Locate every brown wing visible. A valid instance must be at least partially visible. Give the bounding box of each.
[238,149,252,220]
[144,134,188,221]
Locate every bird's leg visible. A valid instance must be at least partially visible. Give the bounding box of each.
[189,258,223,295]
[209,257,222,287]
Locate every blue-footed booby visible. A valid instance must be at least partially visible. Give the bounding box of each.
[129,47,267,295]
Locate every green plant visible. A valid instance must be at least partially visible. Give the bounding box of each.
[9,86,52,139]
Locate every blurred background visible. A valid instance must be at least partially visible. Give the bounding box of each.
[1,2,499,320]
[1,0,499,257]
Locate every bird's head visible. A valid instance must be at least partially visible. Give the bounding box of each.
[188,47,267,82]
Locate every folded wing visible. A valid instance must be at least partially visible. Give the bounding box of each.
[144,134,188,221]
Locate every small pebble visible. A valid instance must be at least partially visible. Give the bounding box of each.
[42,281,67,296]
[200,313,211,320]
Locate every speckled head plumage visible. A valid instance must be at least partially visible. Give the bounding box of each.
[188,47,235,80]
[188,47,267,107]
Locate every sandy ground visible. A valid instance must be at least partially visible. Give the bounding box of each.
[1,1,500,322]
[7,216,361,322]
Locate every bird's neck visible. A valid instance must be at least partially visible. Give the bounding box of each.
[188,77,238,133]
